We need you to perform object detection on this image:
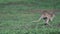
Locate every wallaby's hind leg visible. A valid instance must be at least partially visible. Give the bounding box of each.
[44,18,51,26]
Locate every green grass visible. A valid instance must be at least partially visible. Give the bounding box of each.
[0,0,60,9]
[0,0,60,34]
[0,7,60,34]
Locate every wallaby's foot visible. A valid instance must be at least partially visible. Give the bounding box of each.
[44,23,48,25]
[44,23,50,26]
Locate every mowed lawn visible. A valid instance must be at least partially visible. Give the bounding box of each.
[0,0,60,34]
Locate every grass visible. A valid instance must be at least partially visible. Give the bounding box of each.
[0,0,60,9]
[0,8,60,34]
[0,0,60,34]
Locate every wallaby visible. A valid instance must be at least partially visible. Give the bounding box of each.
[33,10,55,25]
